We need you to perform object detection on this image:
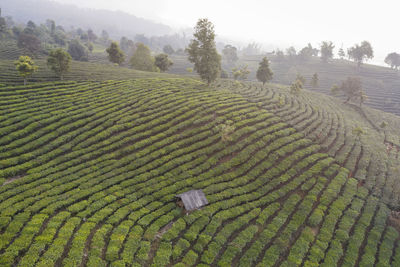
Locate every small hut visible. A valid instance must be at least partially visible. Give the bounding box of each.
[176,189,208,213]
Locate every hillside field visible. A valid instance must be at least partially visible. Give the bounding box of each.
[1,77,400,267]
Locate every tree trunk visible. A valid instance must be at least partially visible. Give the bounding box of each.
[24,78,26,86]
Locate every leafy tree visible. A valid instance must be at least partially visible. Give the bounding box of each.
[380,121,388,129]
[286,46,297,61]
[86,42,94,53]
[347,41,374,68]
[290,79,303,95]
[337,77,366,105]
[320,41,335,62]
[106,41,125,65]
[134,34,149,45]
[87,29,97,42]
[154,53,173,72]
[256,57,273,86]
[120,37,135,53]
[275,49,285,61]
[14,56,38,85]
[352,126,364,140]
[298,43,317,62]
[338,47,345,59]
[232,65,250,80]
[100,30,110,45]
[384,52,400,70]
[130,43,157,72]
[296,73,306,85]
[24,20,37,35]
[311,73,319,88]
[222,44,238,65]
[68,39,88,61]
[186,18,221,85]
[47,48,71,80]
[0,9,6,33]
[163,44,175,55]
[17,33,41,55]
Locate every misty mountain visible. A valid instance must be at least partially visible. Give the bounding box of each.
[0,0,172,38]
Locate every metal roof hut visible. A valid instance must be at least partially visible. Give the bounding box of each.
[176,190,208,213]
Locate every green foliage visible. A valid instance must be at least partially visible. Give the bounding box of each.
[186,18,221,85]
[310,73,319,88]
[130,43,158,72]
[348,41,374,68]
[46,48,71,80]
[14,55,38,85]
[384,52,400,70]
[256,56,273,85]
[68,39,88,62]
[232,65,250,80]
[154,53,173,72]
[222,44,238,65]
[106,41,125,65]
[320,41,335,62]
[290,78,303,95]
[163,44,174,55]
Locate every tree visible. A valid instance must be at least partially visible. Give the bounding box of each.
[68,39,88,61]
[87,29,97,42]
[130,43,157,72]
[320,41,335,62]
[384,52,400,70]
[120,37,135,53]
[154,53,173,72]
[14,56,38,85]
[106,42,125,65]
[296,73,306,85]
[222,44,238,65]
[290,79,303,95]
[311,73,319,88]
[232,65,250,80]
[0,8,6,33]
[163,44,175,55]
[100,30,110,45]
[275,49,285,61]
[256,57,273,86]
[347,41,374,68]
[338,47,345,59]
[286,46,297,61]
[352,126,364,140]
[17,33,41,55]
[47,48,71,80]
[186,18,221,85]
[298,43,317,62]
[337,77,366,105]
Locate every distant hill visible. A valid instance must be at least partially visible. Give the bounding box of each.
[0,0,172,39]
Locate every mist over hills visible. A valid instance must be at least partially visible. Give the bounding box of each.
[0,0,173,38]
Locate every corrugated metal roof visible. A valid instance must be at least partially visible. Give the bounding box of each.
[176,189,208,211]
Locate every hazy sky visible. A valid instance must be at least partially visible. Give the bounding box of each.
[53,0,399,64]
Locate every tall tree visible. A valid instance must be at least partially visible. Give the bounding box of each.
[154,53,173,72]
[338,47,345,59]
[384,52,400,70]
[186,18,221,86]
[347,41,374,68]
[222,44,238,65]
[14,56,38,85]
[256,57,273,86]
[310,73,319,88]
[130,43,157,72]
[286,46,297,61]
[47,48,71,80]
[320,41,335,62]
[17,33,41,55]
[298,43,317,62]
[337,77,366,105]
[163,44,175,55]
[68,39,88,61]
[106,41,125,65]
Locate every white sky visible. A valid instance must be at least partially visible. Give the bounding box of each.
[53,0,400,64]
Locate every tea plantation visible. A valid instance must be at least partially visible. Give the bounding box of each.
[0,78,399,267]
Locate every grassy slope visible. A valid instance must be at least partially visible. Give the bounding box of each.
[0,77,400,266]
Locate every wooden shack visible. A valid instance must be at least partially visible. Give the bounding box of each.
[176,189,208,212]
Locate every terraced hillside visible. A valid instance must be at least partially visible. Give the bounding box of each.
[0,78,399,267]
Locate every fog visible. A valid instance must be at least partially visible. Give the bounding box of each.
[49,0,400,65]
